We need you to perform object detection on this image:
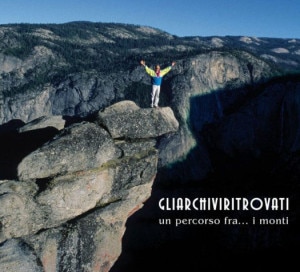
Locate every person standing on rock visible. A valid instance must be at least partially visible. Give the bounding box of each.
[140,60,175,108]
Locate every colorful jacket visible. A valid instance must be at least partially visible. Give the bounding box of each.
[144,65,172,86]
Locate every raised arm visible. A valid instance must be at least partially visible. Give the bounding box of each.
[160,61,176,76]
[140,60,156,76]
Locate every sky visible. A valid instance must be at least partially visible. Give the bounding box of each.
[0,0,299,39]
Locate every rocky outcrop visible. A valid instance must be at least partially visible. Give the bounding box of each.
[96,100,179,139]
[0,100,179,272]
[17,121,121,180]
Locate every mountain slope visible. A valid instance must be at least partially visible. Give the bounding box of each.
[1,22,300,123]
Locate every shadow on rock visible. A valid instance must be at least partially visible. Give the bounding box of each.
[0,120,59,180]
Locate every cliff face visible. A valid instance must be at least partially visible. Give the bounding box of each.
[158,51,274,173]
[160,54,300,181]
[0,100,179,272]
